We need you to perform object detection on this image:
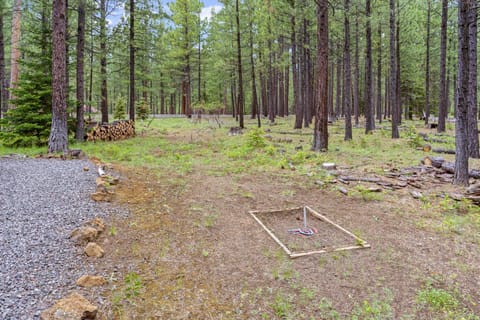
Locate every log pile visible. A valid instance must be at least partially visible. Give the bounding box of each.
[86,120,135,142]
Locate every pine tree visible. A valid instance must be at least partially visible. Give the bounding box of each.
[0,0,52,147]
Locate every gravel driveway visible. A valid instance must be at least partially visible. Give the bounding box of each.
[0,156,123,319]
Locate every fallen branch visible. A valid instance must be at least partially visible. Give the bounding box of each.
[432,148,455,155]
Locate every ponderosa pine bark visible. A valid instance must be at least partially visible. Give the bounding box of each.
[335,44,341,118]
[396,0,402,122]
[100,0,108,123]
[353,11,360,127]
[0,2,6,117]
[390,0,399,138]
[344,0,352,140]
[75,0,85,141]
[438,0,448,132]
[129,0,135,121]
[327,52,334,119]
[249,21,259,124]
[376,24,382,123]
[467,3,478,158]
[312,0,328,151]
[48,0,68,153]
[454,0,470,185]
[10,0,22,97]
[364,0,374,133]
[424,0,431,125]
[235,0,244,128]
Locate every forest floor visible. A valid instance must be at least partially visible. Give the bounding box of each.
[88,116,480,319]
[5,116,480,319]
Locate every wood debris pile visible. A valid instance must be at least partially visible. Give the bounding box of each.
[86,120,135,142]
[329,156,480,204]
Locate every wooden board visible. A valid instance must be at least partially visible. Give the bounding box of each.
[249,206,371,259]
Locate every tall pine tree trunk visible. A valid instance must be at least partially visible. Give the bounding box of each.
[438,0,448,132]
[129,0,135,120]
[249,21,258,121]
[396,0,402,123]
[467,4,478,158]
[328,54,334,119]
[235,0,244,128]
[454,0,471,185]
[353,11,360,127]
[376,24,382,123]
[424,0,431,125]
[49,0,68,153]
[390,0,399,138]
[10,0,22,99]
[312,0,328,151]
[335,46,341,118]
[75,0,85,141]
[100,0,108,123]
[364,0,374,133]
[344,0,352,140]
[0,2,6,117]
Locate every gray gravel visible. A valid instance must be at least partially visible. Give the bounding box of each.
[0,156,125,319]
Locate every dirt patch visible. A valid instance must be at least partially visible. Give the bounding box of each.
[87,123,480,319]
[251,207,364,254]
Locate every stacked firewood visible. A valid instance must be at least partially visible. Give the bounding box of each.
[86,120,135,142]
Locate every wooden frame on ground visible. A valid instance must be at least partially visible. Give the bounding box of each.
[249,206,371,259]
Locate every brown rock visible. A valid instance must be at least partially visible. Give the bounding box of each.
[95,177,106,187]
[84,242,104,258]
[87,217,106,233]
[90,192,112,202]
[83,167,90,172]
[40,292,97,320]
[70,227,98,244]
[76,275,106,288]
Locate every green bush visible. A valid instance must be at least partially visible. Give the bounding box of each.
[113,96,127,120]
[136,100,149,121]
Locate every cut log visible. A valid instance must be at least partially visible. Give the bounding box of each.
[432,148,455,155]
[441,162,455,174]
[466,183,480,195]
[337,176,381,183]
[422,156,445,168]
[440,161,480,179]
[337,187,348,195]
[423,144,432,152]
[322,163,336,171]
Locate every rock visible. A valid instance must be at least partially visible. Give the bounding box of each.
[40,292,97,320]
[90,192,112,202]
[87,217,106,233]
[84,242,104,258]
[322,162,336,171]
[83,167,90,172]
[70,227,98,244]
[410,191,423,199]
[67,149,85,159]
[76,275,106,288]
